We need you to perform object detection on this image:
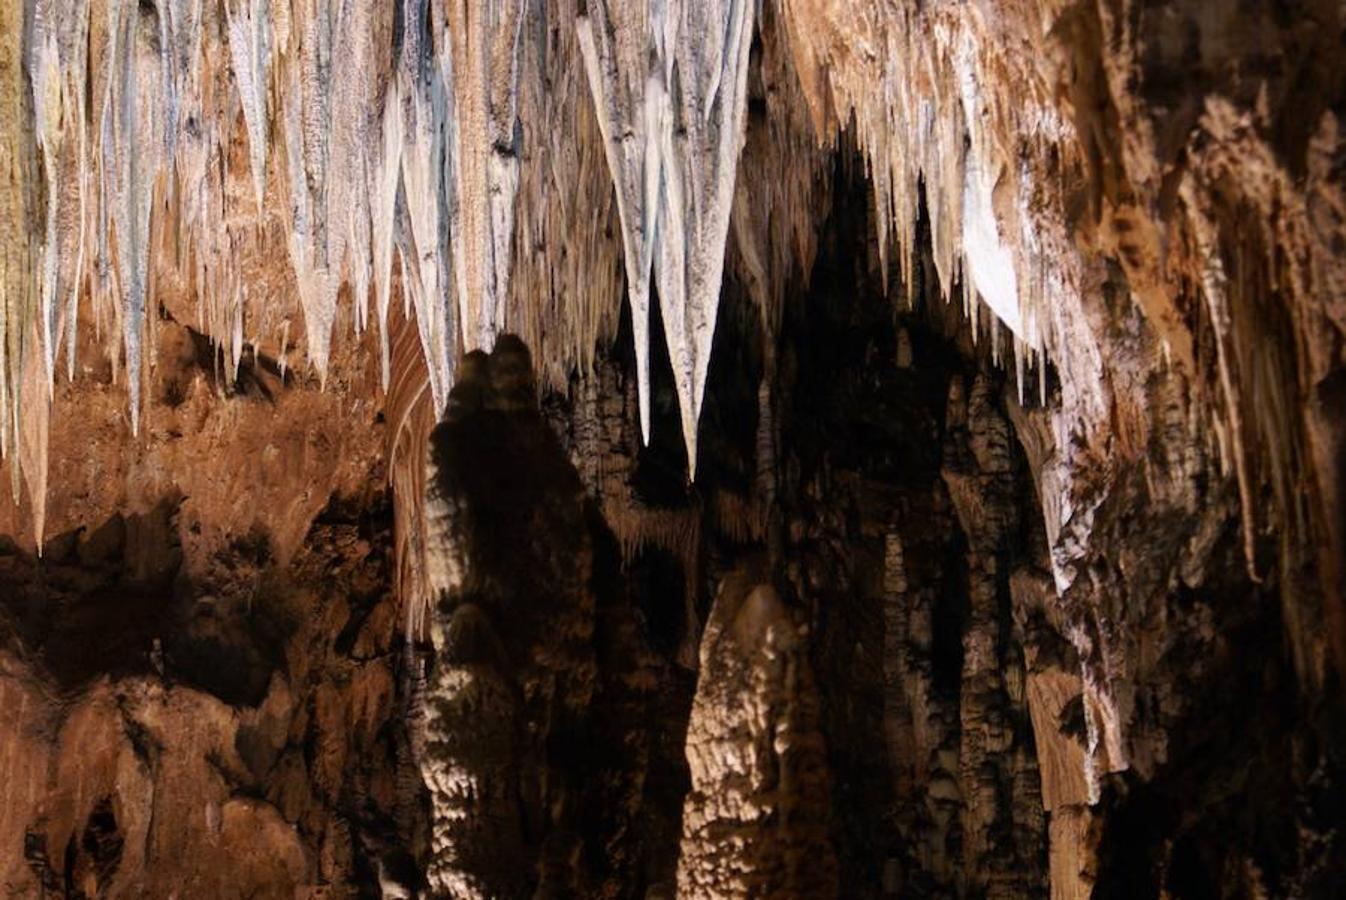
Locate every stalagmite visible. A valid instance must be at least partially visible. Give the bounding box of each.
[677,575,837,898]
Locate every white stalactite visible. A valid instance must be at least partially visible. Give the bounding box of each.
[371,78,404,389]
[398,0,455,413]
[654,0,755,478]
[110,0,166,436]
[225,0,272,213]
[441,0,527,353]
[578,0,755,476]
[0,0,1116,555]
[576,2,668,445]
[1,0,768,525]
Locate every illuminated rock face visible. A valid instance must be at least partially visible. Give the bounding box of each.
[0,2,1343,897]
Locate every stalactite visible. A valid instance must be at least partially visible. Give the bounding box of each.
[0,0,36,512]
[371,79,403,389]
[577,0,755,476]
[778,1,1068,385]
[607,503,702,668]
[325,0,379,335]
[0,0,1332,726]
[654,0,755,480]
[440,0,526,353]
[30,1,80,396]
[506,0,626,394]
[278,0,338,382]
[396,0,454,413]
[576,1,665,444]
[224,0,270,214]
[729,12,827,350]
[109,0,166,436]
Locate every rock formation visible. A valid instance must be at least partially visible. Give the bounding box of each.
[0,1,1344,897]
[676,573,835,899]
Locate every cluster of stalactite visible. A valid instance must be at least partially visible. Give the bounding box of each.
[3,1,1338,727]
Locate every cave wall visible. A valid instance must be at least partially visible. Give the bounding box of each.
[0,0,1343,897]
[0,488,428,897]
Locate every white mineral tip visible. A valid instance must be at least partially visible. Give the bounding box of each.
[580,0,756,478]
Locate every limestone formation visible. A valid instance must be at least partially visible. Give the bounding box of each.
[0,2,1341,898]
[677,574,837,899]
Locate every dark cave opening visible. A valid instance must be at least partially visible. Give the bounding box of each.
[590,149,1059,896]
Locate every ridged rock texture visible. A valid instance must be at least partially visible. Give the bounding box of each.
[0,0,1344,898]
